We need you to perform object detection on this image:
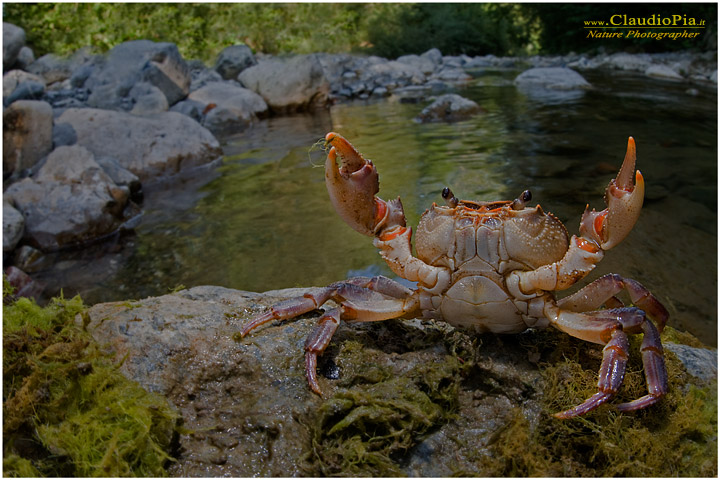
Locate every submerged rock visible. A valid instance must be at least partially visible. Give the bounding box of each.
[415,93,482,123]
[514,67,591,90]
[84,285,717,477]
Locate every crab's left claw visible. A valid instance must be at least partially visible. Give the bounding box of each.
[580,137,645,250]
[324,132,406,237]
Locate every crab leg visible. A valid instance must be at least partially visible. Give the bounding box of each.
[545,304,668,418]
[557,273,668,332]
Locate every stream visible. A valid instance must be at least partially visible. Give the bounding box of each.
[36,68,717,346]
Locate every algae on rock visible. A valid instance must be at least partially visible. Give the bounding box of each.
[2,280,179,477]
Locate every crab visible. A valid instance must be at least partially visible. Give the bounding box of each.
[241,132,668,419]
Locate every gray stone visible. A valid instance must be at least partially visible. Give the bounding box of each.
[13,245,53,273]
[363,60,425,89]
[85,40,190,110]
[3,70,45,98]
[238,54,330,112]
[415,93,482,123]
[396,54,435,75]
[4,145,133,251]
[420,48,443,67]
[15,46,35,70]
[169,99,204,122]
[664,342,717,382]
[129,81,169,115]
[214,44,257,80]
[95,156,142,197]
[26,52,87,85]
[3,100,54,177]
[645,64,684,81]
[3,201,25,253]
[514,67,591,90]
[5,80,45,105]
[188,82,268,136]
[57,108,222,181]
[189,67,223,92]
[3,23,25,70]
[52,122,77,148]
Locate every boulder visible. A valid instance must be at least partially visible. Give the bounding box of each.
[15,46,35,70]
[645,64,684,81]
[396,54,436,75]
[3,100,53,177]
[85,40,190,110]
[420,48,443,67]
[514,67,591,90]
[4,145,135,251]
[26,53,81,85]
[82,285,718,477]
[604,52,652,72]
[415,93,482,123]
[214,44,257,80]
[3,23,25,70]
[57,108,222,181]
[3,201,25,253]
[128,81,169,115]
[4,80,46,105]
[238,54,330,112]
[3,70,46,98]
[188,82,268,136]
[363,60,426,90]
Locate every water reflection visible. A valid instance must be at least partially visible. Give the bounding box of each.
[39,69,717,345]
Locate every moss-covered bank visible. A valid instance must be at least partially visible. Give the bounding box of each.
[2,280,179,477]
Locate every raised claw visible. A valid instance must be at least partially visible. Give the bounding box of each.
[324,132,381,236]
[580,137,645,250]
[324,132,406,237]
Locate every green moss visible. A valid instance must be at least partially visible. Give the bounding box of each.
[304,326,472,476]
[3,284,179,477]
[482,332,718,477]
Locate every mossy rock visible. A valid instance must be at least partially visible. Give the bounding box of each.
[2,280,179,477]
[78,285,716,477]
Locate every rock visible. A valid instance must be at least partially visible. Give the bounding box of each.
[3,100,54,178]
[3,201,25,253]
[15,46,35,70]
[239,54,330,112]
[645,64,684,81]
[94,156,142,200]
[664,342,717,382]
[415,93,482,123]
[363,60,426,90]
[189,67,223,92]
[604,52,652,72]
[5,80,46,105]
[169,99,204,122]
[82,286,718,477]
[85,40,190,110]
[52,122,77,148]
[3,70,46,98]
[12,245,53,273]
[4,145,135,251]
[4,266,44,300]
[396,54,436,75]
[710,70,717,83]
[188,82,268,136]
[214,44,257,80]
[420,48,443,67]
[128,82,169,115]
[57,108,222,181]
[514,67,591,90]
[430,67,472,82]
[3,23,25,70]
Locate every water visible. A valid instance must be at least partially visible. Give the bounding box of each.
[37,68,717,345]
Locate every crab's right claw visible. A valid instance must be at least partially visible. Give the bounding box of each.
[580,137,645,250]
[324,132,405,237]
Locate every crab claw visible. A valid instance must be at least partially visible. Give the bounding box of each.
[580,137,645,250]
[324,132,380,236]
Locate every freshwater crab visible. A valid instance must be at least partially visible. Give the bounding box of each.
[241,132,668,419]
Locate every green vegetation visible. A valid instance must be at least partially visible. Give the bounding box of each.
[302,321,717,476]
[3,280,179,477]
[3,3,715,62]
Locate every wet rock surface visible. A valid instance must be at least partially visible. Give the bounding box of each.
[84,285,717,477]
[414,93,482,123]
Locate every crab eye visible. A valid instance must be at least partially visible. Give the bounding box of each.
[511,190,532,210]
[442,187,459,208]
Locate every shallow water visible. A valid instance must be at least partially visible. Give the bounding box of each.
[37,68,717,345]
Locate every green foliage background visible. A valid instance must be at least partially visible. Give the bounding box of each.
[3,3,716,62]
